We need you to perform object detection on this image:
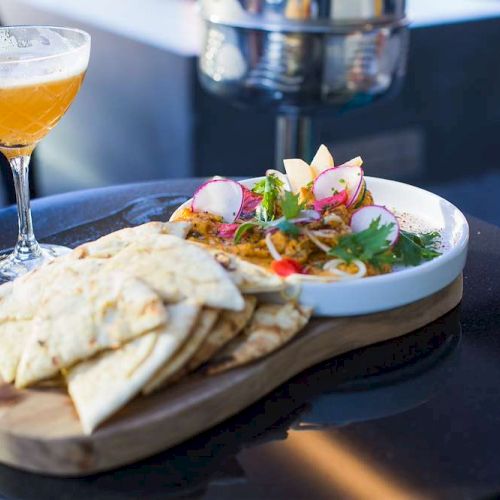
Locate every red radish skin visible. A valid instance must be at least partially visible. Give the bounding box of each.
[347,178,366,208]
[241,186,262,214]
[313,190,348,212]
[192,179,244,223]
[217,223,239,239]
[350,205,400,246]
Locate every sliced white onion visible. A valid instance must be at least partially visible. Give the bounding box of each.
[289,216,318,224]
[303,228,331,253]
[309,229,338,238]
[265,232,282,261]
[323,213,344,224]
[298,209,321,220]
[266,210,320,228]
[323,259,367,279]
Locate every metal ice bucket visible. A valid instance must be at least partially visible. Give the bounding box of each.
[198,0,409,163]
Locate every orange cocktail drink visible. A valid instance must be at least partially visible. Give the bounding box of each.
[0,26,90,280]
[0,73,85,158]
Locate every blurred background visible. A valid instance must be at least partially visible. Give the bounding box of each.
[0,0,499,225]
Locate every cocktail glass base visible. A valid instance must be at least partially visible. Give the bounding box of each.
[0,244,70,281]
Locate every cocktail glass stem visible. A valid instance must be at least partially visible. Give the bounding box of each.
[9,154,41,261]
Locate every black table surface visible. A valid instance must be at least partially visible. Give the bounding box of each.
[0,179,498,500]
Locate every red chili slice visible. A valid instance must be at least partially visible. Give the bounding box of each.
[271,258,304,277]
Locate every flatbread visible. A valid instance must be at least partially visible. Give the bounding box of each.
[15,260,168,388]
[0,261,105,382]
[207,303,312,374]
[142,309,219,395]
[0,320,33,383]
[187,296,257,372]
[70,221,192,260]
[67,301,200,434]
[104,235,245,311]
[197,246,285,294]
[0,259,80,322]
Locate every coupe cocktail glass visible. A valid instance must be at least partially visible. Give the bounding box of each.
[0,26,90,280]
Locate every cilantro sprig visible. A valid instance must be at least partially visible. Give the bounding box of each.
[234,221,259,243]
[280,190,304,220]
[393,230,441,266]
[252,174,284,222]
[234,181,304,242]
[328,217,442,269]
[328,217,394,268]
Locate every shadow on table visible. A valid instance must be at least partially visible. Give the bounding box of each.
[0,307,461,500]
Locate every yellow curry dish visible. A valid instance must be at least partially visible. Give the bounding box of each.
[173,145,441,280]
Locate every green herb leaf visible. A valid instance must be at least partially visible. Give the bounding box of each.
[393,230,441,266]
[277,219,300,237]
[280,190,304,220]
[252,178,266,195]
[233,222,258,244]
[253,174,284,222]
[328,217,394,268]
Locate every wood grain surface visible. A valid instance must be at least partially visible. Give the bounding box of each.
[0,277,463,476]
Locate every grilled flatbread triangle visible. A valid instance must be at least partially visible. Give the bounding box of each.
[0,261,105,382]
[0,320,32,383]
[67,301,200,434]
[0,258,76,322]
[187,296,257,373]
[196,246,285,294]
[70,221,192,260]
[142,309,219,395]
[15,260,167,388]
[104,235,245,311]
[208,303,312,374]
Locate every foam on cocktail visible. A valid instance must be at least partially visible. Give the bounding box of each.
[0,28,89,88]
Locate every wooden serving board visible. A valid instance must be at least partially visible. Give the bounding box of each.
[0,277,463,477]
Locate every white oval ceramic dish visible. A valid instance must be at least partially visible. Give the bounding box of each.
[171,176,469,317]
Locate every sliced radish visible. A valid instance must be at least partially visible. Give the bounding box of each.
[349,177,367,208]
[312,166,364,207]
[313,190,348,212]
[310,144,334,177]
[192,179,244,223]
[265,169,291,191]
[337,156,363,168]
[352,180,367,208]
[350,205,400,246]
[283,159,314,194]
